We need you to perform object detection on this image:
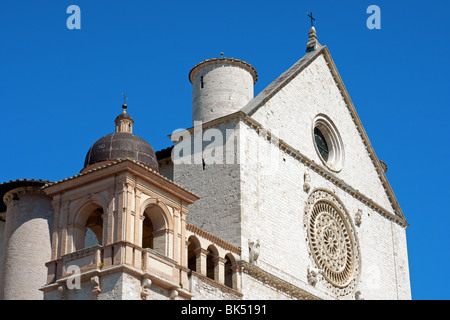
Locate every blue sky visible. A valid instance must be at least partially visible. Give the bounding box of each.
[0,0,449,300]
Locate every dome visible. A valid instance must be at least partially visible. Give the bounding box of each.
[83,132,159,170]
[83,104,159,171]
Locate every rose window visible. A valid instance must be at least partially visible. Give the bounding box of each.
[304,190,360,295]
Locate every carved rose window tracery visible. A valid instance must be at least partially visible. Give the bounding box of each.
[304,190,360,296]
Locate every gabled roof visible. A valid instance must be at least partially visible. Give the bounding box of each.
[241,44,407,224]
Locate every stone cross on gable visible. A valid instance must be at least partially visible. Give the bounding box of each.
[307,12,316,27]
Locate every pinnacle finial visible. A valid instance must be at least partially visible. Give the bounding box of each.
[122,93,128,113]
[306,17,321,52]
[115,94,134,134]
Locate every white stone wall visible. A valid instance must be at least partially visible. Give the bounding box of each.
[160,48,411,301]
[190,275,240,300]
[391,222,412,300]
[173,120,242,246]
[241,273,294,300]
[238,120,411,299]
[249,54,395,213]
[239,122,313,288]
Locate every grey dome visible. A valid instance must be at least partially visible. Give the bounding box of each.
[84,132,159,170]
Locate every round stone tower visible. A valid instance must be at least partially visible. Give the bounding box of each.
[189,54,258,124]
[0,180,53,300]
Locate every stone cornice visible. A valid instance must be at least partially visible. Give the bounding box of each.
[3,185,49,208]
[238,261,320,300]
[186,223,241,255]
[41,263,194,299]
[0,179,50,212]
[43,159,199,205]
[189,56,258,84]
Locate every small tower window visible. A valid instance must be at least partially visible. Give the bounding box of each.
[200,76,204,89]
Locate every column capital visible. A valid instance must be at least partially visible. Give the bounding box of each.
[194,248,209,256]
[214,256,227,265]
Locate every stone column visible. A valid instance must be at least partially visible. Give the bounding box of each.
[195,248,208,276]
[133,189,142,246]
[180,210,188,267]
[215,257,227,284]
[0,187,53,300]
[231,265,241,291]
[172,208,180,263]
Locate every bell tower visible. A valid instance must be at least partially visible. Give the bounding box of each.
[40,107,199,300]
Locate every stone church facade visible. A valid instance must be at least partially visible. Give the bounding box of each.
[0,27,411,300]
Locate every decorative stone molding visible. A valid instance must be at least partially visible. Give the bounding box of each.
[3,186,47,208]
[43,158,199,203]
[355,209,363,227]
[355,290,364,300]
[169,289,178,300]
[248,240,260,265]
[239,261,319,300]
[303,169,312,193]
[141,278,152,300]
[57,285,66,300]
[379,160,388,173]
[91,276,101,297]
[304,189,361,297]
[307,266,322,287]
[189,56,258,84]
[312,114,345,172]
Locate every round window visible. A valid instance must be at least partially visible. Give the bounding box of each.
[314,127,329,162]
[312,115,345,172]
[304,190,360,296]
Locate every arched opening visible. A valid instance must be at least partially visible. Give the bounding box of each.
[187,236,201,273]
[206,245,218,281]
[73,202,104,251]
[224,254,233,289]
[142,204,169,256]
[84,207,103,248]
